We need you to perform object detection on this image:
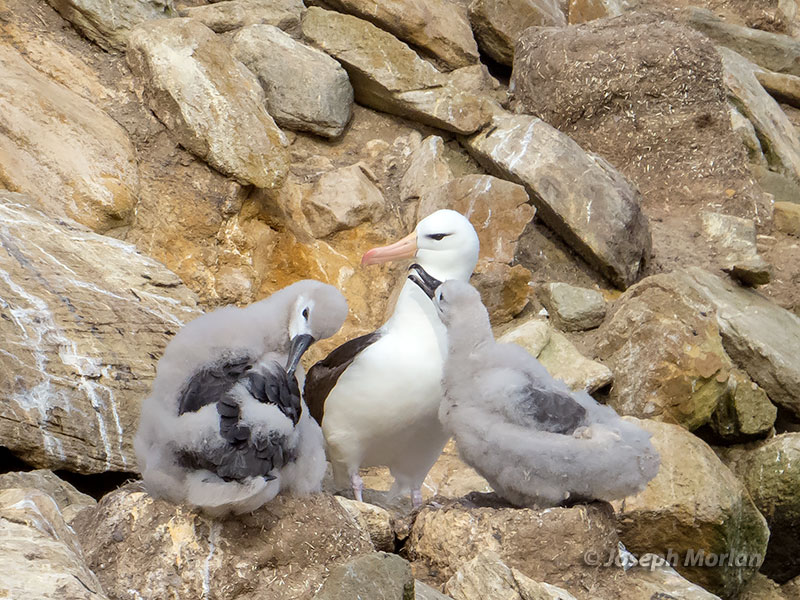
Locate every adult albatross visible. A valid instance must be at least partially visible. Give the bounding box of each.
[134,280,348,516]
[304,209,479,507]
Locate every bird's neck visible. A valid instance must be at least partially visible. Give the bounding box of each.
[385,280,447,345]
[446,313,494,360]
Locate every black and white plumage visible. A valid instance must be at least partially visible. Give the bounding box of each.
[134,280,348,516]
[304,210,480,507]
[431,279,660,508]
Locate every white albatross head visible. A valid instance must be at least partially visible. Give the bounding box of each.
[361,209,480,282]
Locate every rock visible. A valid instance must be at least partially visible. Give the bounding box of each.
[417,174,534,264]
[0,470,95,524]
[463,112,650,289]
[596,272,734,429]
[720,47,800,183]
[127,18,289,189]
[445,550,578,600]
[232,25,353,138]
[701,212,772,285]
[774,202,800,235]
[729,104,768,167]
[316,552,415,600]
[685,7,800,77]
[614,420,770,599]
[0,44,138,233]
[0,193,200,474]
[509,12,766,241]
[471,262,531,325]
[416,580,453,600]
[400,136,454,202]
[321,0,479,71]
[302,163,386,238]
[335,496,394,552]
[710,370,777,441]
[739,573,788,600]
[73,484,375,600]
[302,7,490,135]
[567,0,625,24]
[468,0,566,66]
[683,267,800,419]
[622,557,723,600]
[755,69,800,109]
[0,488,108,600]
[45,0,175,50]
[782,576,800,598]
[407,499,620,592]
[719,434,800,582]
[179,0,304,34]
[536,282,607,331]
[499,318,613,392]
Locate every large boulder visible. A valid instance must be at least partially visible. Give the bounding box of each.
[596,271,734,429]
[321,0,479,71]
[700,212,771,286]
[536,282,607,331]
[301,7,490,135]
[709,369,777,442]
[73,484,375,600]
[0,470,95,524]
[127,18,289,189]
[462,111,651,289]
[400,135,454,202]
[719,434,800,582]
[614,420,770,599]
[0,193,200,474]
[468,0,566,66]
[316,552,415,600]
[232,24,353,138]
[179,0,305,34]
[0,488,108,600]
[0,44,138,233]
[720,47,800,184]
[45,0,175,50]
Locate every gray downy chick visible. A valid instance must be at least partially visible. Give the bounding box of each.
[134,280,348,516]
[431,279,660,508]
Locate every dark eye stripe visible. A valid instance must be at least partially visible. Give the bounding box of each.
[302,308,309,319]
[427,233,449,241]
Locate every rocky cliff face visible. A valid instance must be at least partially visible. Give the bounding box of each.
[1,0,800,598]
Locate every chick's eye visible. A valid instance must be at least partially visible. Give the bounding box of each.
[302,308,309,320]
[428,233,448,241]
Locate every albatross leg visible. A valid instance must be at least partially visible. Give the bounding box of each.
[411,488,423,508]
[351,472,364,503]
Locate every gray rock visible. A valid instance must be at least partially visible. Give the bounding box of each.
[462,111,651,289]
[45,0,175,50]
[400,136,454,202]
[0,193,200,474]
[729,104,768,167]
[0,44,138,233]
[755,68,800,109]
[685,7,800,77]
[303,163,386,238]
[537,282,607,331]
[719,434,800,582]
[775,202,800,235]
[468,0,566,65]
[0,470,95,523]
[710,370,777,441]
[720,47,800,183]
[232,24,353,138]
[0,488,108,600]
[316,552,415,600]
[752,164,800,204]
[321,0,479,71]
[416,580,453,600]
[445,550,578,600]
[127,18,289,189]
[684,267,800,419]
[335,496,394,552]
[179,0,304,34]
[701,211,772,285]
[301,7,491,134]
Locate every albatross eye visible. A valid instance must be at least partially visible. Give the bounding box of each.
[427,233,449,241]
[302,308,309,320]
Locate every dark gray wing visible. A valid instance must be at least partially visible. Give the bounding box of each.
[514,383,587,435]
[180,361,300,482]
[177,354,253,415]
[304,331,383,426]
